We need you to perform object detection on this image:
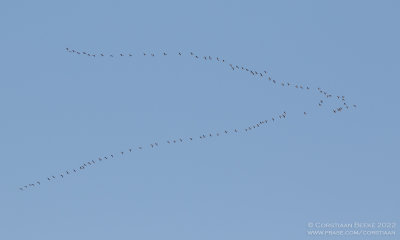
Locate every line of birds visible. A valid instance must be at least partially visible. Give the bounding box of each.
[19,111,288,191]
[18,48,358,191]
[64,48,357,112]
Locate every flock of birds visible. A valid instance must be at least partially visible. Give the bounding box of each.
[18,48,357,191]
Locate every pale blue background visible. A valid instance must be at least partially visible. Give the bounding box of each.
[0,1,399,239]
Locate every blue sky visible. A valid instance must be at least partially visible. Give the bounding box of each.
[1,0,399,239]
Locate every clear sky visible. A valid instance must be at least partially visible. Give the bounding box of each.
[1,0,399,239]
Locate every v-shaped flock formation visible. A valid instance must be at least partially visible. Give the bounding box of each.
[18,48,357,191]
